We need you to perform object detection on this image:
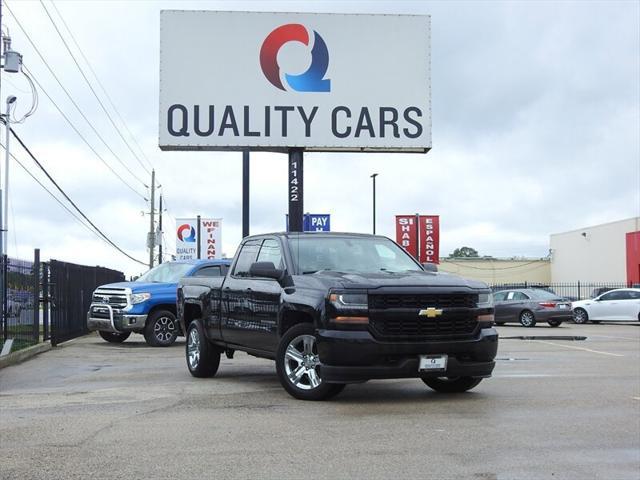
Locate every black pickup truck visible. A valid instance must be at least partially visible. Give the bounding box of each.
[177,232,497,400]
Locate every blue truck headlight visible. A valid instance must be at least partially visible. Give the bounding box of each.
[130,292,151,304]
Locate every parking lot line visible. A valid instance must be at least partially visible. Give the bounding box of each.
[533,340,624,357]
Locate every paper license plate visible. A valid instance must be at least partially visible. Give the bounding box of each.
[419,355,448,372]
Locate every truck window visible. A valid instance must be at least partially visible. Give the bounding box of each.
[194,266,222,277]
[232,240,261,277]
[257,239,284,270]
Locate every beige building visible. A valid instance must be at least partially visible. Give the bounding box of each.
[439,258,551,285]
[550,217,640,283]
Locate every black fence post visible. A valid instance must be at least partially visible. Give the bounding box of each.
[42,262,49,341]
[577,281,581,300]
[33,249,40,344]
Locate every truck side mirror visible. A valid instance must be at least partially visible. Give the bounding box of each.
[422,262,438,273]
[249,261,284,281]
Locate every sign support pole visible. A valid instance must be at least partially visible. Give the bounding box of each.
[242,149,250,238]
[196,215,201,259]
[288,149,304,232]
[415,212,421,262]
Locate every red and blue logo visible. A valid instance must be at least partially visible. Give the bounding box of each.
[177,224,196,243]
[259,24,330,93]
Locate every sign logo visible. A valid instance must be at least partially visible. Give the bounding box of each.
[177,224,196,242]
[259,23,331,92]
[418,307,443,318]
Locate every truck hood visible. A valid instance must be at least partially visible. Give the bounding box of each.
[97,281,178,294]
[293,270,488,292]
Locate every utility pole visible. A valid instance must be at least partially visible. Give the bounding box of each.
[158,194,163,264]
[148,169,155,269]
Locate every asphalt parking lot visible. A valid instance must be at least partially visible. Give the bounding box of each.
[1,323,639,480]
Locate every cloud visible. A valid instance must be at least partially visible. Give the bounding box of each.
[4,0,639,276]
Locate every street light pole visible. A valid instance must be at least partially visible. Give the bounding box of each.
[2,95,15,258]
[370,173,378,234]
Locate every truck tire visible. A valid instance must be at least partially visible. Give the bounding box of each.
[98,331,131,343]
[144,309,179,347]
[186,320,221,378]
[422,376,482,393]
[276,323,345,401]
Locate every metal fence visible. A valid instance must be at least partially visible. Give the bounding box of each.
[490,281,631,301]
[47,260,124,346]
[1,251,41,352]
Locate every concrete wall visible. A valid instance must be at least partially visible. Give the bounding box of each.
[550,217,640,282]
[439,258,551,285]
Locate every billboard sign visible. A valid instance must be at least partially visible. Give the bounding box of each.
[419,215,440,264]
[175,218,223,260]
[159,11,431,153]
[395,215,418,259]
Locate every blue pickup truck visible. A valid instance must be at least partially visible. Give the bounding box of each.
[87,259,231,346]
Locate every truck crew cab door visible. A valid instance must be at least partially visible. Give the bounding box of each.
[250,238,285,352]
[221,239,261,346]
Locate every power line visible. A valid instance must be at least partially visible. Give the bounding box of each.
[0,141,121,253]
[23,64,146,201]
[4,2,149,188]
[39,0,151,175]
[7,126,147,266]
[49,0,154,172]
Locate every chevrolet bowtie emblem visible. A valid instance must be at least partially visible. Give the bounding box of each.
[418,307,443,318]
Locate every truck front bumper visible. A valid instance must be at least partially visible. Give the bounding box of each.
[87,304,147,333]
[316,327,498,383]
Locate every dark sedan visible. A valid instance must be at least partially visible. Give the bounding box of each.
[493,288,572,327]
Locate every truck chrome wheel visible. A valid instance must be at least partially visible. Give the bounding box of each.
[284,334,322,390]
[154,316,177,343]
[144,310,179,347]
[187,328,200,369]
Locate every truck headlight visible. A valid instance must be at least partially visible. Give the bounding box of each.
[477,291,494,324]
[477,292,494,308]
[130,292,151,304]
[328,291,369,324]
[329,293,368,308]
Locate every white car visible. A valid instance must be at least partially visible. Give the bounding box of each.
[572,288,640,323]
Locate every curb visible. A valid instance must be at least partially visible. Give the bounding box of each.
[0,341,52,369]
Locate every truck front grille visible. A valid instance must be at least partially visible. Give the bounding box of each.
[369,293,477,310]
[368,293,478,340]
[92,288,128,310]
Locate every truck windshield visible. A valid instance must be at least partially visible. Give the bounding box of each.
[136,262,194,283]
[288,236,423,274]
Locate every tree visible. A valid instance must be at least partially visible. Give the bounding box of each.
[449,247,479,258]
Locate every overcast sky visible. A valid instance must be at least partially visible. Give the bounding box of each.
[3,0,639,276]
